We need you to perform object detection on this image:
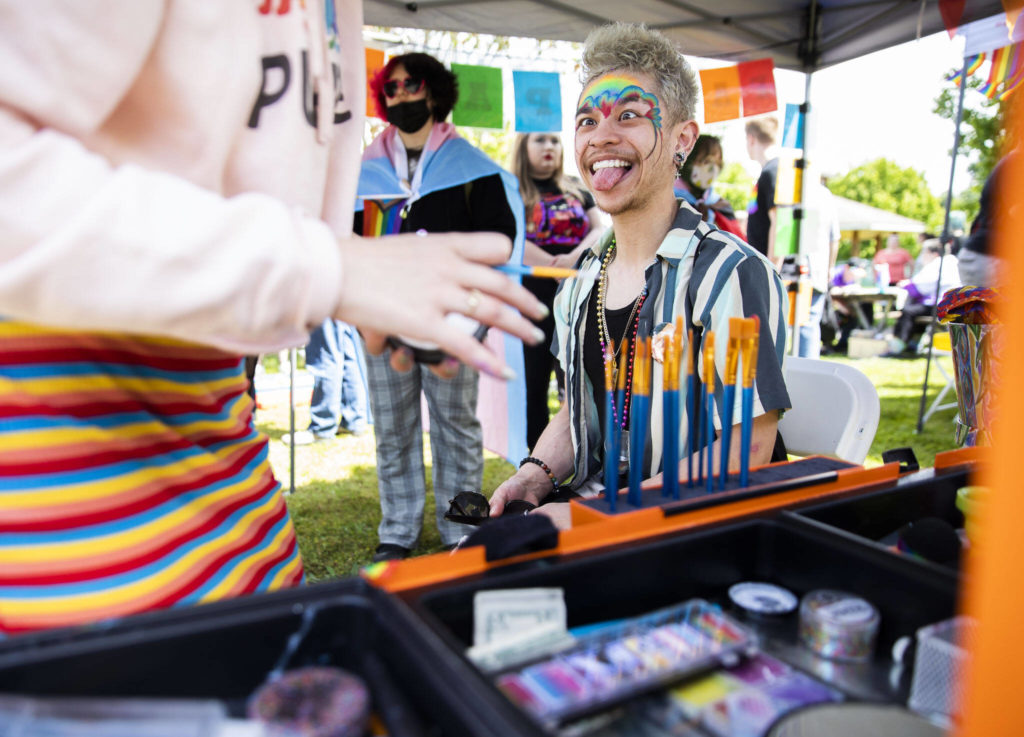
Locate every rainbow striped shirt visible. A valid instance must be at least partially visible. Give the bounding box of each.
[0,321,303,633]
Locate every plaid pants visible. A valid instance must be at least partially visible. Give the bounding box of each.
[364,348,482,547]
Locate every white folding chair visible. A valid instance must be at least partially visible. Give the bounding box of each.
[921,330,957,425]
[777,357,880,464]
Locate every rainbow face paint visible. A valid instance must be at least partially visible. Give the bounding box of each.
[576,73,663,132]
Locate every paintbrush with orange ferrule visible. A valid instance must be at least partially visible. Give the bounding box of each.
[739,316,761,487]
[719,317,744,490]
[661,324,680,499]
[703,331,716,493]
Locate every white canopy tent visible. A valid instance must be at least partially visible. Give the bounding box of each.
[834,195,928,236]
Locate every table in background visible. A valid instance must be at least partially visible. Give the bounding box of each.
[830,285,903,332]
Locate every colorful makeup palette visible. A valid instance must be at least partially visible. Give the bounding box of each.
[491,599,753,726]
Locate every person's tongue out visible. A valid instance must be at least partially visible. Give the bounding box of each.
[591,159,632,191]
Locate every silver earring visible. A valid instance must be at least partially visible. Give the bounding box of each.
[674,151,687,178]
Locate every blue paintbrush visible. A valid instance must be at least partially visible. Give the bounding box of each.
[685,329,696,490]
[661,321,680,499]
[628,337,650,507]
[719,317,743,490]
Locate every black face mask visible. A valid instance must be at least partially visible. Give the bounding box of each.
[385,99,432,134]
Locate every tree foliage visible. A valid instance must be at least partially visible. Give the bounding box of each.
[829,158,943,229]
[934,72,1008,184]
[828,158,943,258]
[715,163,754,214]
[933,68,1015,223]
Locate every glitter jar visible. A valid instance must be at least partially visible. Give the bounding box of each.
[798,589,879,662]
[247,666,370,737]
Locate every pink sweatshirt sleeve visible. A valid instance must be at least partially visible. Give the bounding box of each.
[0,2,343,353]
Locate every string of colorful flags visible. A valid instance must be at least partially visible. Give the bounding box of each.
[365,48,777,130]
[697,58,778,124]
[946,42,1023,101]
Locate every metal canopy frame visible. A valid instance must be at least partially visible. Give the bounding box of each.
[364,0,1003,72]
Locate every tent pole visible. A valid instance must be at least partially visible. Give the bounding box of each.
[792,1,819,357]
[791,70,814,357]
[916,57,967,434]
[289,346,296,494]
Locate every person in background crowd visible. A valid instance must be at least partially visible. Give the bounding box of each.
[356,52,528,562]
[745,115,780,262]
[0,1,544,633]
[958,149,1016,288]
[673,133,744,238]
[282,319,370,445]
[874,233,914,285]
[511,132,606,450]
[887,240,961,356]
[798,181,841,358]
[490,23,791,529]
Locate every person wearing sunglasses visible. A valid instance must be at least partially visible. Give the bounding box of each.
[356,53,530,562]
[0,2,545,633]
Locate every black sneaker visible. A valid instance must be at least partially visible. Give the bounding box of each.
[372,543,411,563]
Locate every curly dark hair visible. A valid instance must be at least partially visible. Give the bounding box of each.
[370,52,459,121]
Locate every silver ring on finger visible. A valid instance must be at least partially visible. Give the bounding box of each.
[466,288,482,315]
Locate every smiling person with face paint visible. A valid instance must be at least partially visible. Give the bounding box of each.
[674,134,744,239]
[490,24,792,529]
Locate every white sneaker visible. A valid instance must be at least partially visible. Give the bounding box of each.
[281,430,325,446]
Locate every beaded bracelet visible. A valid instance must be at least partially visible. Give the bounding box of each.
[519,456,559,490]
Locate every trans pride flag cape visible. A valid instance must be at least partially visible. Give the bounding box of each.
[356,123,528,463]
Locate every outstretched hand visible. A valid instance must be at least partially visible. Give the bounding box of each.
[338,232,547,379]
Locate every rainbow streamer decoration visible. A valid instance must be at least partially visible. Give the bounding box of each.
[947,52,986,86]
[999,43,1024,100]
[980,42,1024,99]
[360,198,406,237]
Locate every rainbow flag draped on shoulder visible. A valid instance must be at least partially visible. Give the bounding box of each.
[356,123,528,464]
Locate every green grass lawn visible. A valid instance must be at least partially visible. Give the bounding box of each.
[257,353,961,582]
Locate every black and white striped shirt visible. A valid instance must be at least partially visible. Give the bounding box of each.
[553,201,792,488]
